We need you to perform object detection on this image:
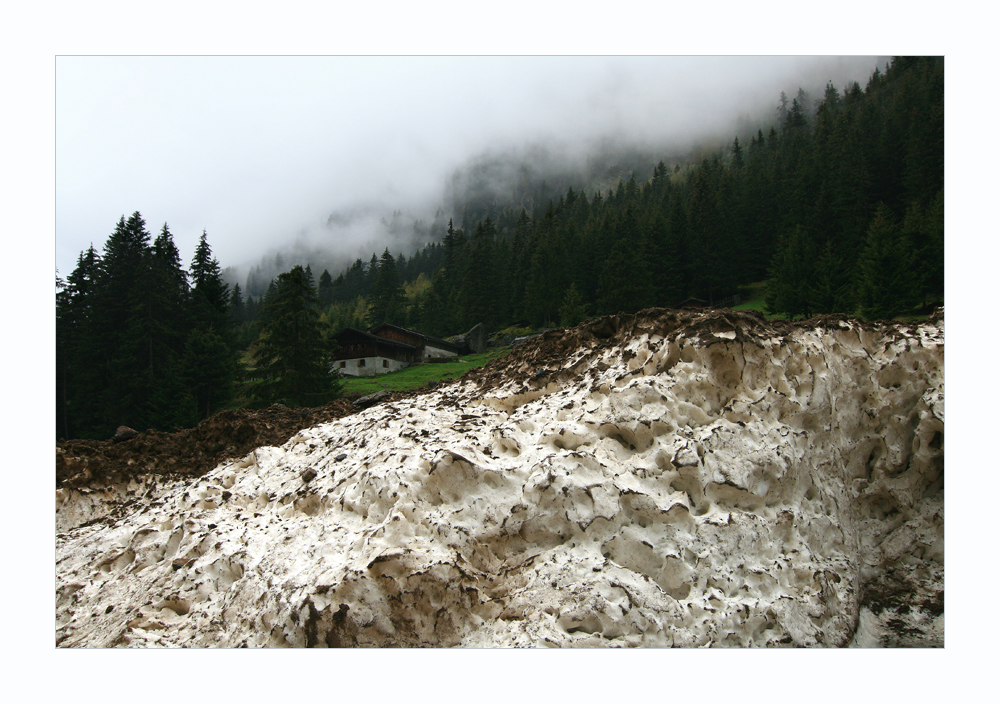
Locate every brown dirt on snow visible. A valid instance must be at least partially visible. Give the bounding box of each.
[459,306,927,396]
[56,391,429,489]
[462,307,774,393]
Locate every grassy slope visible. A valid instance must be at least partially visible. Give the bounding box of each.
[340,347,511,396]
[731,297,770,314]
[731,281,783,318]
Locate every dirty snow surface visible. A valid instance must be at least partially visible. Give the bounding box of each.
[56,308,944,647]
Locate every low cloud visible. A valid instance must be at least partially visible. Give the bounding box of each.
[57,55,885,282]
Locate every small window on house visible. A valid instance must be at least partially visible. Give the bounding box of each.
[383,360,389,368]
[358,359,365,367]
[339,361,346,369]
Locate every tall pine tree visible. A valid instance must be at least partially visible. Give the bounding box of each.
[855,203,919,319]
[184,231,237,419]
[367,248,405,326]
[253,265,340,406]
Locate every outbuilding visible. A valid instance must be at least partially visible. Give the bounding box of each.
[331,323,469,377]
[331,328,420,377]
[367,323,466,361]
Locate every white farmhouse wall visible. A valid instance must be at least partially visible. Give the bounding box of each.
[333,357,410,377]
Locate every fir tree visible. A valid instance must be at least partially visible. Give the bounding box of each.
[230,282,245,319]
[57,245,103,438]
[856,203,919,319]
[367,248,405,326]
[138,223,194,429]
[253,265,340,406]
[731,137,745,169]
[185,230,237,418]
[808,240,852,314]
[318,269,335,306]
[559,282,587,327]
[96,212,155,429]
[147,223,190,364]
[190,230,230,329]
[596,236,654,315]
[766,226,816,319]
[183,327,237,419]
[463,217,499,329]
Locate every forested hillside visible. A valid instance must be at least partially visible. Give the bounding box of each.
[319,56,943,334]
[57,57,943,440]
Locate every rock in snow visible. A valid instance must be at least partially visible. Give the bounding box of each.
[55,308,944,647]
[111,426,138,443]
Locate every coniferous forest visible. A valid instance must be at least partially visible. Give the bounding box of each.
[324,57,942,333]
[57,57,943,440]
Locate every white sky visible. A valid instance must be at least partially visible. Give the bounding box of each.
[56,55,883,277]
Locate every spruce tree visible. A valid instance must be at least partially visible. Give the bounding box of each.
[367,248,405,326]
[229,282,245,320]
[596,236,654,316]
[559,282,587,327]
[190,230,230,329]
[183,327,237,419]
[147,224,190,364]
[731,137,745,169]
[318,269,335,306]
[808,240,851,314]
[96,212,155,430]
[777,91,789,124]
[253,265,340,406]
[57,245,103,438]
[855,203,919,319]
[140,223,195,429]
[184,230,237,418]
[920,189,944,305]
[766,225,816,319]
[463,217,499,329]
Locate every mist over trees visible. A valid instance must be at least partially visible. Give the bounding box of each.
[57,57,943,440]
[230,140,695,300]
[314,57,942,333]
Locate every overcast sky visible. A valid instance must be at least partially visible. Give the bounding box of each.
[55,55,884,278]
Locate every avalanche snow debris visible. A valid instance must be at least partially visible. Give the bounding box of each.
[55,308,944,648]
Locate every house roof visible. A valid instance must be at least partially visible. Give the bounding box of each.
[367,323,466,354]
[333,327,419,354]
